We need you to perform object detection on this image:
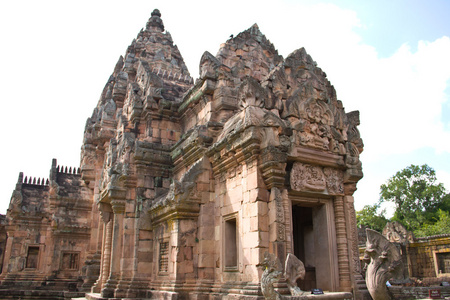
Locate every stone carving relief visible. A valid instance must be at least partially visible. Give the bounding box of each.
[345,141,360,165]
[151,157,209,210]
[262,65,286,111]
[199,51,223,80]
[2,10,369,298]
[99,202,112,223]
[284,253,306,296]
[300,98,333,126]
[346,111,363,153]
[81,152,97,170]
[270,188,285,241]
[295,119,330,151]
[99,132,135,194]
[345,198,362,274]
[49,179,60,197]
[238,76,266,109]
[363,229,404,300]
[330,127,347,155]
[257,252,282,300]
[382,221,414,244]
[290,162,326,192]
[323,167,344,195]
[9,190,23,213]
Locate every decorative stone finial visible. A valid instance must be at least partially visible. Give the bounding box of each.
[151,9,161,17]
[146,9,164,32]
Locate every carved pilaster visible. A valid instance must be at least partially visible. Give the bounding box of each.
[345,195,370,299]
[111,200,126,214]
[92,218,113,293]
[333,196,351,291]
[268,188,288,266]
[344,196,361,274]
[102,200,125,298]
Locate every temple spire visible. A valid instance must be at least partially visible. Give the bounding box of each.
[146,9,164,32]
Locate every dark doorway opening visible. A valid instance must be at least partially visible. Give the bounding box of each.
[292,205,316,291]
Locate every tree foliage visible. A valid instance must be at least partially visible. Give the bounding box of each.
[379,164,448,232]
[414,209,450,237]
[356,164,449,237]
[356,204,388,232]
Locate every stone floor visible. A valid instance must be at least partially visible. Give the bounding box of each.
[73,292,353,300]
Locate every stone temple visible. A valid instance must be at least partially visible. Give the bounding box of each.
[1,9,366,300]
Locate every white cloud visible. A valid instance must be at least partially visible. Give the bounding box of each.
[436,170,450,192]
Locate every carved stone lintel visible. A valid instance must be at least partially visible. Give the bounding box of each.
[290,162,325,192]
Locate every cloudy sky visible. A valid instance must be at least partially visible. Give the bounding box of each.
[1,0,449,215]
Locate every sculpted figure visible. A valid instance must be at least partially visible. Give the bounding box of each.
[291,162,326,192]
[284,253,306,296]
[257,252,282,300]
[382,221,414,244]
[364,229,404,300]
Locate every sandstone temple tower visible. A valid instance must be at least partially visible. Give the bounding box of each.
[1,9,366,299]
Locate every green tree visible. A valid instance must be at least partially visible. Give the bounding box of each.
[414,209,450,237]
[356,204,388,232]
[379,164,448,232]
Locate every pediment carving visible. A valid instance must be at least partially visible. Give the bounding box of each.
[300,98,333,126]
[238,76,267,109]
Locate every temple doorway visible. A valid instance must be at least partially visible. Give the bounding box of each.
[291,200,338,292]
[292,206,315,290]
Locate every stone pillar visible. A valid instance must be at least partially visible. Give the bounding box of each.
[268,188,286,267]
[344,196,360,274]
[81,209,103,291]
[344,195,371,300]
[127,217,148,298]
[334,196,352,291]
[92,216,113,293]
[101,220,114,288]
[1,234,13,274]
[115,207,136,298]
[102,200,125,298]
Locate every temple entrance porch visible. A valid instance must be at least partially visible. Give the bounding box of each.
[291,197,339,293]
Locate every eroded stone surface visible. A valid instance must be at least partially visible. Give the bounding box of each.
[2,9,365,300]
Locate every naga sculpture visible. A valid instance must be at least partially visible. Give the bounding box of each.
[284,253,306,296]
[363,229,404,300]
[257,252,282,300]
[258,253,307,299]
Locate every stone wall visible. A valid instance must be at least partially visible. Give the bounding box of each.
[407,235,450,278]
[2,9,368,300]
[0,159,92,293]
[359,224,450,284]
[389,285,450,299]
